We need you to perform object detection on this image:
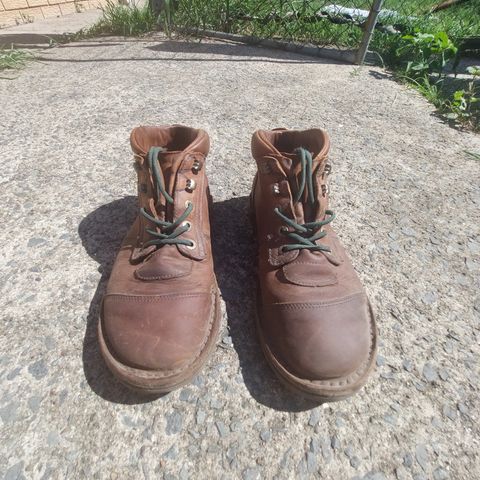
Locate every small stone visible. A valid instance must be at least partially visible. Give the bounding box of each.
[3,461,24,480]
[457,403,468,415]
[47,431,61,447]
[242,467,260,480]
[344,445,354,459]
[0,402,18,423]
[226,446,237,462]
[331,436,341,450]
[260,429,271,442]
[165,411,183,435]
[423,362,439,382]
[363,471,386,480]
[28,359,48,380]
[306,451,317,473]
[335,417,345,428]
[216,421,229,438]
[403,453,413,468]
[179,388,192,402]
[439,368,449,381]
[308,408,320,427]
[422,292,437,305]
[27,237,46,247]
[383,414,397,426]
[442,404,457,421]
[350,456,361,469]
[210,398,224,409]
[401,227,416,237]
[415,444,429,472]
[433,467,449,480]
[413,380,426,392]
[221,335,233,347]
[402,359,413,372]
[163,445,177,460]
[395,466,408,480]
[376,355,386,367]
[27,395,42,413]
[196,410,206,425]
[179,465,189,480]
[6,367,22,381]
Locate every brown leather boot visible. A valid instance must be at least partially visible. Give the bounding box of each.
[251,128,377,401]
[98,125,221,394]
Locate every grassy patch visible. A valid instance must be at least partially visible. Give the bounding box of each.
[0,46,32,72]
[84,0,160,37]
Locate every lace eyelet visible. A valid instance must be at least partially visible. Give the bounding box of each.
[185,200,193,209]
[186,240,196,250]
[182,221,192,231]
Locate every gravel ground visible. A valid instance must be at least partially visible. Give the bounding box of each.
[1,35,479,480]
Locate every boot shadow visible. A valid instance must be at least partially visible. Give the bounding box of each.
[78,196,165,404]
[78,194,319,410]
[211,196,320,412]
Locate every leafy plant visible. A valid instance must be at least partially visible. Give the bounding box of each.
[397,31,457,78]
[443,66,480,128]
[0,46,32,72]
[86,0,160,37]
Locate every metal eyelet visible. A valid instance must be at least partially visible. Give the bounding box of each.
[186,179,196,192]
[186,240,196,250]
[182,221,192,231]
[272,183,280,195]
[192,159,201,173]
[185,200,193,209]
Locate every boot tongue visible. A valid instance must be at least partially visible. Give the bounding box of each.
[277,151,323,224]
[157,150,185,204]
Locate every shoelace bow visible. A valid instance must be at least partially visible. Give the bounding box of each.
[140,146,194,248]
[274,147,335,253]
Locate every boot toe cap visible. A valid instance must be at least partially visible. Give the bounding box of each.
[262,294,373,381]
[101,293,214,372]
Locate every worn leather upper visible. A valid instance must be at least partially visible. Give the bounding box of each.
[102,126,216,371]
[251,128,371,381]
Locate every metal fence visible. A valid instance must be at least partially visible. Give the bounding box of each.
[169,0,480,64]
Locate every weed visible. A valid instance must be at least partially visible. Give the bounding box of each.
[0,46,32,72]
[86,0,160,37]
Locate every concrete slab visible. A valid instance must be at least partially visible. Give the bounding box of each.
[0,9,102,47]
[1,33,479,479]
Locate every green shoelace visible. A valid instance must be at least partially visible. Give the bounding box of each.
[140,146,194,248]
[274,147,335,253]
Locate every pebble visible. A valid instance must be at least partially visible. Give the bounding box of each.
[422,362,439,382]
[376,355,385,367]
[242,467,260,480]
[27,395,42,413]
[402,359,414,372]
[3,461,24,480]
[350,456,361,469]
[179,388,192,402]
[260,429,271,442]
[433,467,449,480]
[439,368,449,381]
[196,410,206,425]
[403,453,413,468]
[28,359,48,380]
[165,411,183,435]
[415,444,429,472]
[308,409,321,427]
[383,414,397,426]
[163,445,177,460]
[0,402,18,423]
[331,435,341,450]
[457,402,468,415]
[27,237,46,247]
[306,451,317,473]
[216,421,229,438]
[344,445,354,459]
[422,291,438,304]
[442,404,457,421]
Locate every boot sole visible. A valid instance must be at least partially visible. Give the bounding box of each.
[255,297,378,402]
[97,286,222,395]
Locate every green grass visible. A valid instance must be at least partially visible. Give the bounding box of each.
[84,0,160,37]
[0,46,32,72]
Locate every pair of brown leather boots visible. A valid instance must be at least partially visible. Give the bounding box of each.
[99,125,377,402]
